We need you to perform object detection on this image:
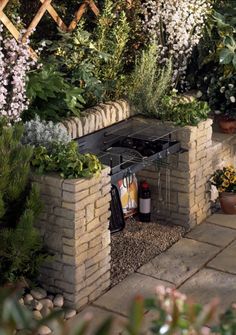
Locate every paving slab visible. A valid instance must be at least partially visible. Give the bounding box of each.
[94,273,173,316]
[207,214,236,230]
[179,268,236,314]
[207,240,236,274]
[186,222,236,247]
[137,238,219,286]
[68,306,127,335]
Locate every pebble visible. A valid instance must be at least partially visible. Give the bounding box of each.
[40,298,53,309]
[31,288,47,300]
[33,310,43,320]
[37,325,51,335]
[41,306,51,318]
[18,298,24,305]
[47,294,54,301]
[32,300,43,311]
[64,309,76,319]
[24,294,33,305]
[53,294,64,308]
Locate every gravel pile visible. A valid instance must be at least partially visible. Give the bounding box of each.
[111,220,185,286]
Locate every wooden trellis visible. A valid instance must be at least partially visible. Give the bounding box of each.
[0,0,100,57]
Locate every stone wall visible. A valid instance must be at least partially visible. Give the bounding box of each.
[32,167,111,309]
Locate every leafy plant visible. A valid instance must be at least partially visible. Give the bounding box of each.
[31,141,102,179]
[22,116,71,150]
[25,63,85,121]
[127,44,172,117]
[210,4,236,74]
[161,93,211,126]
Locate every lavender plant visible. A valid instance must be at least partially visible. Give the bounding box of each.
[142,0,212,87]
[22,116,71,151]
[0,24,36,123]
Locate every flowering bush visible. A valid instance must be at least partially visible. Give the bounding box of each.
[142,0,212,87]
[210,166,236,193]
[0,24,37,123]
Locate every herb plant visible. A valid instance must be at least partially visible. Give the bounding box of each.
[127,44,172,117]
[161,93,210,126]
[32,141,102,179]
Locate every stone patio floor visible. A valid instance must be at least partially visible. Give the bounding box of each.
[69,213,236,333]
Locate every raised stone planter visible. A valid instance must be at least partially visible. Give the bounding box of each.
[32,167,111,309]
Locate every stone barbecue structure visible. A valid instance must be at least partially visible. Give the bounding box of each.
[32,100,236,309]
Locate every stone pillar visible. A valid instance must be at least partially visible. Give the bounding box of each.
[171,119,213,227]
[137,119,213,229]
[31,167,111,309]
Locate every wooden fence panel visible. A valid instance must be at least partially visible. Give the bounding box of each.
[0,0,101,56]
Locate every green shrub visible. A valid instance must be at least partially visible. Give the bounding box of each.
[31,141,102,179]
[0,118,47,284]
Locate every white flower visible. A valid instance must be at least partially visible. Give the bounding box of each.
[229,84,234,89]
[220,87,225,93]
[214,110,221,115]
[230,96,236,103]
[196,90,203,98]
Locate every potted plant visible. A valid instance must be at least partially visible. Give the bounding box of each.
[210,166,236,214]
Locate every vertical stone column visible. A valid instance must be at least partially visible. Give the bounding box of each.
[171,119,213,227]
[31,167,111,309]
[137,119,213,229]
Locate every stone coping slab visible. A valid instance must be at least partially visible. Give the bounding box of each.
[186,222,236,247]
[94,273,173,316]
[207,240,236,274]
[137,238,219,286]
[179,268,236,315]
[206,214,236,230]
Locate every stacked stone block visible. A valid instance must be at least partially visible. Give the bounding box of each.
[31,167,111,309]
[59,99,132,139]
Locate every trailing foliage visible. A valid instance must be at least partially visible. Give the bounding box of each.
[0,118,47,284]
[31,141,102,179]
[22,116,71,150]
[127,44,172,117]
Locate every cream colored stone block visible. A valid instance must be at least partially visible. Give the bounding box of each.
[86,217,100,232]
[62,189,89,203]
[95,193,111,208]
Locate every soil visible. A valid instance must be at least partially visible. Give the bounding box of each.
[110,219,185,286]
